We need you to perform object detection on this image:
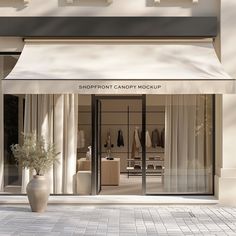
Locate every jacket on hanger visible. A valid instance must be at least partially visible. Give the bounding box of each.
[117,130,124,147]
[134,127,141,148]
[151,129,160,148]
[145,130,152,148]
[160,128,165,148]
[131,127,141,158]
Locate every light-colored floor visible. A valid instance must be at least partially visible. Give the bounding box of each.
[2,174,211,196]
[2,174,164,195]
[0,204,235,235]
[3,185,21,194]
[101,174,142,195]
[100,174,164,195]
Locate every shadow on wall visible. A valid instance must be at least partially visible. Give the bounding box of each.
[146,0,193,8]
[58,0,111,7]
[215,0,236,77]
[0,0,28,10]
[191,0,218,16]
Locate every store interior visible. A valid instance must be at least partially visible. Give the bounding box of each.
[2,93,214,195]
[77,96,165,195]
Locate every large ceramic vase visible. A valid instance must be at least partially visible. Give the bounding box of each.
[26,175,50,213]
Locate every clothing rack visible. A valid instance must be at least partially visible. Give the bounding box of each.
[77,105,165,174]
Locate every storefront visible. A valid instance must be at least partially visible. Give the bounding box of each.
[0,14,235,203]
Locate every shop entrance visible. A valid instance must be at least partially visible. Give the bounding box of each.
[91,95,146,195]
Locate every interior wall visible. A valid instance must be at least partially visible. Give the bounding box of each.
[101,99,141,172]
[0,38,23,53]
[77,97,165,173]
[78,95,91,106]
[146,95,166,106]
[0,0,219,16]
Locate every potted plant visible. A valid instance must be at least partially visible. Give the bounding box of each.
[11,133,60,213]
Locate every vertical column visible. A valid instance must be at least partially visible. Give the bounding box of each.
[215,95,236,205]
[221,0,236,79]
[217,0,236,205]
[0,57,3,191]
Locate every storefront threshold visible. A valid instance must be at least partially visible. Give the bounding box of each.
[0,195,218,205]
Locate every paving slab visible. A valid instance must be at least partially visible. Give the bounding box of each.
[0,205,235,235]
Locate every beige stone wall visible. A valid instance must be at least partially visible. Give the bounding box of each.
[213,0,236,205]
[215,94,236,205]
[0,0,220,54]
[221,1,236,79]
[2,0,236,203]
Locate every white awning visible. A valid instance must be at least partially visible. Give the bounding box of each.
[3,40,234,94]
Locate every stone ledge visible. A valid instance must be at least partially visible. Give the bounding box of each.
[0,195,218,205]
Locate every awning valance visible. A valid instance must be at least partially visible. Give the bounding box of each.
[3,40,234,94]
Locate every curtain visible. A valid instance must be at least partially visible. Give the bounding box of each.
[22,94,78,194]
[164,95,212,193]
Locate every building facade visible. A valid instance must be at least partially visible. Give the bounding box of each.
[0,0,236,205]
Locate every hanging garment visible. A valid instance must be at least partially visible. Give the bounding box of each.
[145,130,152,148]
[117,130,124,147]
[160,128,165,148]
[104,131,113,148]
[135,127,141,148]
[77,130,85,149]
[151,129,160,148]
[104,130,114,159]
[131,127,141,159]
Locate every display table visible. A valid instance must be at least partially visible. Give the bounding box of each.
[76,171,91,195]
[77,158,120,186]
[77,158,91,171]
[101,158,120,186]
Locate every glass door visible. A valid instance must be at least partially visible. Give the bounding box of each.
[92,95,146,195]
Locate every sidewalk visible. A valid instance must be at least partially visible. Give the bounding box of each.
[0,204,236,236]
